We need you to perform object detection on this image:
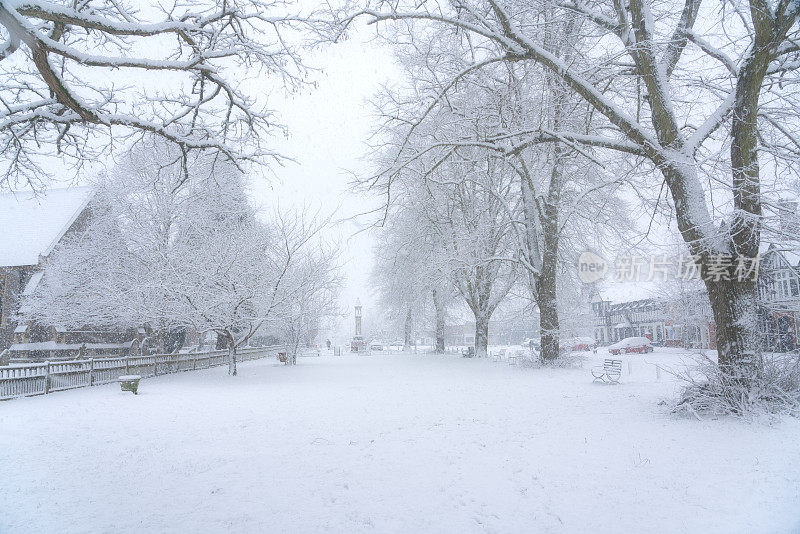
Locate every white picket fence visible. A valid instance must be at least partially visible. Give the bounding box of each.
[0,346,281,400]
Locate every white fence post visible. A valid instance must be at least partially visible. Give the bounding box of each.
[45,361,51,394]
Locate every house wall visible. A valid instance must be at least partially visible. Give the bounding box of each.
[0,265,36,352]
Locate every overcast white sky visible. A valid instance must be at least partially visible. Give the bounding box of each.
[248,26,400,332]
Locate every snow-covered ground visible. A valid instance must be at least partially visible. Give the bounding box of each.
[2,349,799,533]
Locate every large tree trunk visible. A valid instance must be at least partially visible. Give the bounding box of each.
[226,333,238,376]
[474,313,489,358]
[433,289,446,353]
[403,307,413,350]
[705,278,761,375]
[538,291,560,362]
[537,152,563,362]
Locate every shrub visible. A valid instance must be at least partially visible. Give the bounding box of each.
[673,352,800,420]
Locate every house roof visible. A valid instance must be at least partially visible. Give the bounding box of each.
[590,281,659,304]
[762,244,800,274]
[0,187,94,267]
[21,271,44,296]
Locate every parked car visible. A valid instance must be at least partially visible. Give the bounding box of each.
[370,340,386,351]
[608,337,653,355]
[562,336,597,351]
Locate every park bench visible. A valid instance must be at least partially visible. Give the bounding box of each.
[591,359,622,384]
[493,348,507,362]
[118,375,142,394]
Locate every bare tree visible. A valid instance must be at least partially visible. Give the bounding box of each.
[21,139,344,375]
[418,153,518,357]
[371,205,454,352]
[346,0,800,376]
[363,28,625,360]
[0,0,329,188]
[265,207,342,366]
[21,139,244,350]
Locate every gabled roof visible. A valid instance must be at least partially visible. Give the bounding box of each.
[762,244,800,275]
[0,187,94,267]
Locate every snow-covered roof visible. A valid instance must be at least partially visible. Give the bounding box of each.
[21,271,44,296]
[762,244,800,274]
[0,187,94,267]
[591,281,659,304]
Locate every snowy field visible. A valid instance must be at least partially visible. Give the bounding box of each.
[2,349,800,533]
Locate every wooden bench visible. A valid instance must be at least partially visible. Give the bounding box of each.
[493,348,507,362]
[118,375,142,394]
[591,359,622,384]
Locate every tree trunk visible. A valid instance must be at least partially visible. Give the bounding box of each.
[288,325,299,365]
[539,290,560,362]
[404,307,413,350]
[705,277,761,376]
[291,337,299,365]
[474,314,489,358]
[433,289,445,353]
[157,330,168,354]
[538,173,561,362]
[227,334,237,376]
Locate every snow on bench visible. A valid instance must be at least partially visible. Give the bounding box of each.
[118,375,142,394]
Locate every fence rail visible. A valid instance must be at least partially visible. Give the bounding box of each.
[0,346,281,401]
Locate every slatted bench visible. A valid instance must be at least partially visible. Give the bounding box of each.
[118,375,142,394]
[591,359,622,384]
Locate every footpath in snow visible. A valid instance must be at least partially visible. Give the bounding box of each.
[1,349,799,533]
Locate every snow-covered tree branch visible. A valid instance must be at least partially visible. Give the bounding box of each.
[0,0,331,188]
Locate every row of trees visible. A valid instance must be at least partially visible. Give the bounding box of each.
[2,0,798,383]
[22,140,340,374]
[355,0,800,378]
[368,23,625,359]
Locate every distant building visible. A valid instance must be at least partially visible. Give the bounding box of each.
[591,244,800,352]
[592,297,664,345]
[0,188,137,360]
[758,245,800,352]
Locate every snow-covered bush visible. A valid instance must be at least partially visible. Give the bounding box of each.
[515,348,586,369]
[674,353,800,420]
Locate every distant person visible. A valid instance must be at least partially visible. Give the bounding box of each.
[326,339,331,350]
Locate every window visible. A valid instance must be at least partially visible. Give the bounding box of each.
[776,270,790,298]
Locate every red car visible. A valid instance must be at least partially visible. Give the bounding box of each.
[608,337,654,355]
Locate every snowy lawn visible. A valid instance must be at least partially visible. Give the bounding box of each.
[2,350,799,533]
